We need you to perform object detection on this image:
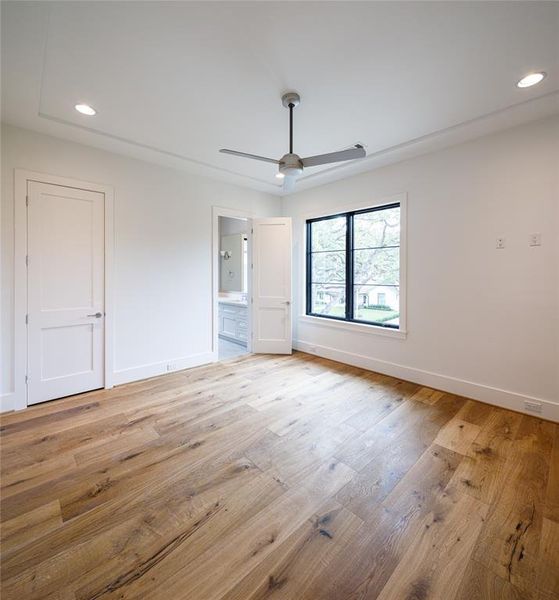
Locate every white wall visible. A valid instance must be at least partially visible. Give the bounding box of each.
[283,116,559,421]
[1,124,280,411]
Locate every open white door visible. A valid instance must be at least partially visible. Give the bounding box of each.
[251,217,292,354]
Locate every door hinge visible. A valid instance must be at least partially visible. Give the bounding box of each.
[251,228,253,234]
[25,375,29,384]
[25,314,29,325]
[26,195,29,207]
[25,255,29,267]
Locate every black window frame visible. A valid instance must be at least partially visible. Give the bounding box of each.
[306,202,401,329]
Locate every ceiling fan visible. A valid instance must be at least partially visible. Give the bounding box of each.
[220,92,366,192]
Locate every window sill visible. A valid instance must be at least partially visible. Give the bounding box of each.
[299,314,407,339]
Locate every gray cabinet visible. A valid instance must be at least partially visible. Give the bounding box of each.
[218,302,248,346]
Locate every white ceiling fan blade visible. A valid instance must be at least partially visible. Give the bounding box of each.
[301,145,366,168]
[282,176,296,193]
[219,149,279,164]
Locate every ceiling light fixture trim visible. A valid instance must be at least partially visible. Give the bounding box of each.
[75,103,97,116]
[516,72,546,88]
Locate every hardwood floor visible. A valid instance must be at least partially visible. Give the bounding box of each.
[1,351,557,600]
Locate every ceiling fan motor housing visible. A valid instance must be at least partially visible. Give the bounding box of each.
[279,153,304,176]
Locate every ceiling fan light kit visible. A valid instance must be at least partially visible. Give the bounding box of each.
[219,91,366,191]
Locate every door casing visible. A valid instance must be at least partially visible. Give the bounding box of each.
[12,169,114,410]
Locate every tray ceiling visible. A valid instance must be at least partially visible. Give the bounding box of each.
[2,1,558,194]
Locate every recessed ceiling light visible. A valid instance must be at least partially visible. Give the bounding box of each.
[75,103,96,116]
[516,72,546,88]
[275,172,285,179]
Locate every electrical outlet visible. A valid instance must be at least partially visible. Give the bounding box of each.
[166,363,178,372]
[529,233,541,247]
[496,237,505,250]
[524,400,543,414]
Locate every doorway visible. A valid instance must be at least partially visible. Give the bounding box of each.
[216,215,251,361]
[212,208,293,364]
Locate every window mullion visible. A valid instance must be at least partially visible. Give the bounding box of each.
[346,213,354,321]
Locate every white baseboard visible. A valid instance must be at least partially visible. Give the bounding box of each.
[0,392,16,414]
[1,352,218,414]
[113,351,217,386]
[294,340,559,423]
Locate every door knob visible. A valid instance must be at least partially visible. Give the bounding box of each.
[87,312,103,318]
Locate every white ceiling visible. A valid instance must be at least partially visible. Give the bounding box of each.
[2,1,558,195]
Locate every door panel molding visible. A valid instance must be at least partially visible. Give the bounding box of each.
[12,169,114,411]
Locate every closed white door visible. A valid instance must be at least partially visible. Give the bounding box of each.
[251,217,292,354]
[27,181,105,405]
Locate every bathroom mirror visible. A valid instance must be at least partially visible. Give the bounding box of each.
[220,233,248,293]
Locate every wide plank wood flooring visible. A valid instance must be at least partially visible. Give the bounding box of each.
[1,351,558,600]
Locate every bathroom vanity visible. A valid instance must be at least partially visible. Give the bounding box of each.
[218,298,248,346]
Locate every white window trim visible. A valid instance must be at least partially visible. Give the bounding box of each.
[299,314,407,339]
[299,192,407,340]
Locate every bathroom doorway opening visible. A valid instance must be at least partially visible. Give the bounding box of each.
[216,214,250,361]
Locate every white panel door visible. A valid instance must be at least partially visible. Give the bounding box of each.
[251,217,292,354]
[27,181,105,405]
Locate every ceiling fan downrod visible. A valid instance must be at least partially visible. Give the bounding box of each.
[289,103,293,154]
[281,91,300,156]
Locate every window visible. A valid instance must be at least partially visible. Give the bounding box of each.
[306,203,401,329]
